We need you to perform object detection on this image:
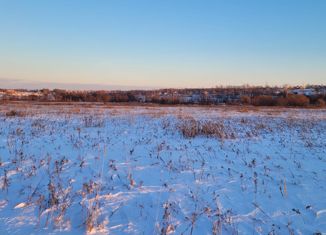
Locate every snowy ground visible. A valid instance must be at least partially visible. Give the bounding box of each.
[0,103,325,234]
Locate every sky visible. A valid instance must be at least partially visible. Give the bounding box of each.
[0,0,325,89]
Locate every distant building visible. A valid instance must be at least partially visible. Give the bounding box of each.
[135,94,146,103]
[180,95,193,103]
[288,88,316,96]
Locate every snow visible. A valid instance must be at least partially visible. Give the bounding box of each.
[0,104,325,234]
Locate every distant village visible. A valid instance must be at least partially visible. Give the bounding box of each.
[1,85,326,107]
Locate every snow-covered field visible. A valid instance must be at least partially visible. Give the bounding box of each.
[0,104,325,234]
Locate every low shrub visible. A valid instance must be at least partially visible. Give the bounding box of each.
[5,110,25,117]
[315,98,325,107]
[252,96,277,106]
[286,94,309,107]
[240,96,251,105]
[251,95,310,107]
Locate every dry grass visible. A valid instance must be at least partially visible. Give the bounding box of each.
[0,103,325,234]
[5,110,26,117]
[177,117,235,139]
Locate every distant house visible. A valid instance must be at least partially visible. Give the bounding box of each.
[208,95,225,104]
[135,94,146,103]
[180,95,193,103]
[46,93,56,101]
[318,87,326,95]
[191,94,201,103]
[288,88,316,96]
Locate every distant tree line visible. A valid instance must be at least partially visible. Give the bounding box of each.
[242,94,325,107]
[1,86,326,107]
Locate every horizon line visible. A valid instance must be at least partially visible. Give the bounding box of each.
[1,78,325,91]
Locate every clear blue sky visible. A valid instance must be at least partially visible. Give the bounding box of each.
[0,0,325,89]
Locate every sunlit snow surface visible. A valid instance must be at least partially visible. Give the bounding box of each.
[0,104,325,234]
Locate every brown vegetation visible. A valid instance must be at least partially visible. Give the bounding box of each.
[5,110,25,117]
[250,94,311,107]
[178,118,235,139]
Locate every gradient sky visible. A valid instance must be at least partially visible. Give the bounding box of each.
[0,0,325,89]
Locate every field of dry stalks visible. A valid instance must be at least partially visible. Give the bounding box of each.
[0,103,325,234]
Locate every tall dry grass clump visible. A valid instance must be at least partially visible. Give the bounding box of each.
[5,110,26,117]
[177,118,234,139]
[178,118,199,138]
